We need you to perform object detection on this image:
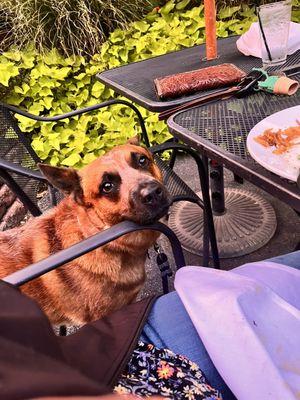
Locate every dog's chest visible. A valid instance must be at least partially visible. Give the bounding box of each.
[44,253,147,324]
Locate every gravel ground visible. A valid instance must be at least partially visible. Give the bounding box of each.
[140,154,300,298]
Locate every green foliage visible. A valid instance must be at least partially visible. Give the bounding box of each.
[0,1,299,168]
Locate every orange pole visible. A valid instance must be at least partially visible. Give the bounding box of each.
[204,0,217,60]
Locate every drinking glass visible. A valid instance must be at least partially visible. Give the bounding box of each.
[257,0,292,68]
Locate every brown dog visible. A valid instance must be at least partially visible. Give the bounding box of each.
[0,141,171,325]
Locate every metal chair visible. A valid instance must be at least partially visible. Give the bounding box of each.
[0,100,219,268]
[3,219,186,335]
[3,220,186,294]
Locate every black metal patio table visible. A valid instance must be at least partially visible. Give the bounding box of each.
[167,75,300,257]
[97,35,300,112]
[97,36,300,258]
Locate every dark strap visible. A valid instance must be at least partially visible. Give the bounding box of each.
[154,243,173,294]
[158,86,239,120]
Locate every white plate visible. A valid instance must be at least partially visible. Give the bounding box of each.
[247,105,300,182]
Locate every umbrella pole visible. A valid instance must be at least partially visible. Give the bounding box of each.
[204,0,217,60]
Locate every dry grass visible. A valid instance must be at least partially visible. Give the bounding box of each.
[0,0,153,56]
[0,0,280,56]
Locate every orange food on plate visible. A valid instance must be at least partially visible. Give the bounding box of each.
[254,125,300,154]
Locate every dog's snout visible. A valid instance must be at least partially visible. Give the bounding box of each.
[140,183,163,205]
[130,180,170,224]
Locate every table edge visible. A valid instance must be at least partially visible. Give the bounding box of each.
[167,113,300,211]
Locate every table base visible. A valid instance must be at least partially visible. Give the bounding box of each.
[169,188,277,259]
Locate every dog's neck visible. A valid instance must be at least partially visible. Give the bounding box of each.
[48,196,156,260]
[64,198,108,239]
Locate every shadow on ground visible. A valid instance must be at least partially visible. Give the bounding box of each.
[141,154,300,298]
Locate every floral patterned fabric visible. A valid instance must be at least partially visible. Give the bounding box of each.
[114,341,222,399]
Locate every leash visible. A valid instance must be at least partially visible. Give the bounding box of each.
[154,242,173,294]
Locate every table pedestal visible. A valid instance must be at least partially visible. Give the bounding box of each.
[169,164,277,258]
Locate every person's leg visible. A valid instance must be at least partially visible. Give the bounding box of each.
[266,250,300,269]
[140,291,236,400]
[140,251,300,400]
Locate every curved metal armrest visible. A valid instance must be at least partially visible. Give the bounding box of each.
[150,142,201,160]
[3,220,185,287]
[1,99,150,147]
[0,158,47,182]
[150,142,208,183]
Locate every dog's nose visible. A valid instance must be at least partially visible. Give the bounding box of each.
[130,180,171,224]
[140,182,164,206]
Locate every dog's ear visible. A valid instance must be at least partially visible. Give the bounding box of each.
[126,135,140,146]
[38,163,84,204]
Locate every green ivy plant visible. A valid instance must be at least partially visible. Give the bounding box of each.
[0,0,299,168]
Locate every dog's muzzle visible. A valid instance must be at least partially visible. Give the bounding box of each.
[130,180,171,224]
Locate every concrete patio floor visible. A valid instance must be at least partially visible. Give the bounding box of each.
[141,154,300,298]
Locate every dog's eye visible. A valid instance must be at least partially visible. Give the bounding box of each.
[102,182,114,193]
[138,155,148,167]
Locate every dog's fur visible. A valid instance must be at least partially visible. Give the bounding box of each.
[0,141,170,325]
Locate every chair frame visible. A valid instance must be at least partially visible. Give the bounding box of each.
[3,220,186,294]
[0,100,219,268]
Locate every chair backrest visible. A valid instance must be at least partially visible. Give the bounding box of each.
[0,105,55,215]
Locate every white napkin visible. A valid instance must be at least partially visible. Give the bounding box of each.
[175,262,300,400]
[236,21,300,58]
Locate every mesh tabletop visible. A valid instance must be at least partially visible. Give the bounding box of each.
[97,36,300,112]
[168,73,300,211]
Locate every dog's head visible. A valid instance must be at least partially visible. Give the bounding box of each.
[39,140,171,225]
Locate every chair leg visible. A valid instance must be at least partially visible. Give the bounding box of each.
[202,208,210,268]
[0,169,42,217]
[194,157,220,269]
[168,138,179,170]
[234,173,244,184]
[201,155,210,268]
[149,143,220,268]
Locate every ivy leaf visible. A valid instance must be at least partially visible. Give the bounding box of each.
[50,154,60,166]
[150,18,168,31]
[110,30,125,44]
[51,67,71,80]
[5,94,24,105]
[32,139,45,152]
[218,6,240,19]
[48,137,61,151]
[0,62,19,86]
[100,42,110,57]
[61,153,81,166]
[37,76,58,88]
[119,49,129,63]
[292,9,300,22]
[14,83,30,95]
[133,21,149,33]
[240,5,256,18]
[135,36,148,53]
[83,152,97,164]
[186,21,200,35]
[176,0,191,10]
[2,51,21,62]
[29,102,44,114]
[42,49,65,65]
[20,51,36,69]
[216,21,229,38]
[160,0,175,16]
[41,97,53,109]
[91,81,105,98]
[39,87,53,96]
